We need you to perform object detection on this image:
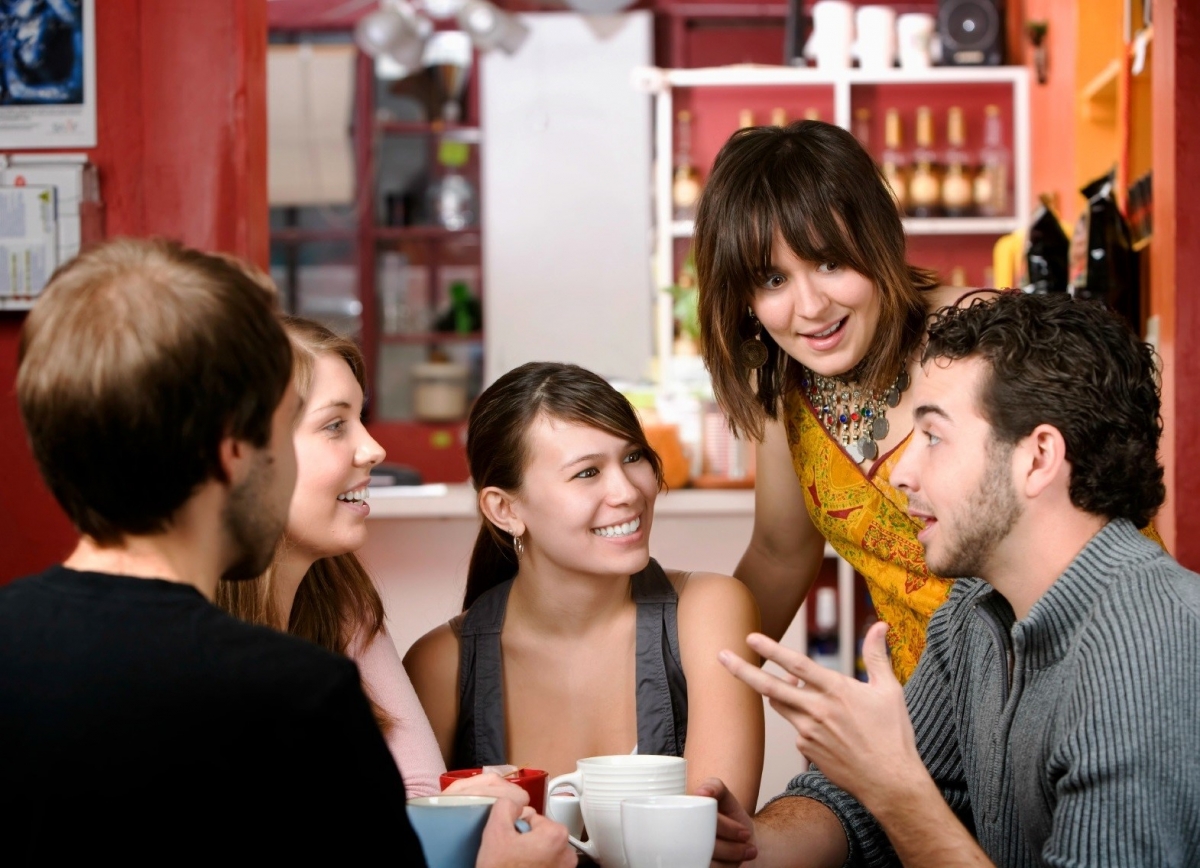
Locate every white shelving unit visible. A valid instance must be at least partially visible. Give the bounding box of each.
[639,63,1032,379]
[635,63,1031,678]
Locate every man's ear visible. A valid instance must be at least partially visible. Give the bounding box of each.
[1017,423,1069,500]
[479,486,524,538]
[217,435,252,487]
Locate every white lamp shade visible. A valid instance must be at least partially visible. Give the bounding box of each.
[456,0,529,55]
[354,8,406,56]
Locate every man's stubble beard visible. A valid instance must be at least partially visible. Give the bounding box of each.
[927,438,1023,580]
[220,453,287,583]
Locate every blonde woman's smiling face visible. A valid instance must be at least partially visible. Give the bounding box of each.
[285,353,385,563]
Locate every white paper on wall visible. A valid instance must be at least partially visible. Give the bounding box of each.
[267,44,357,206]
[0,185,57,299]
[2,158,86,262]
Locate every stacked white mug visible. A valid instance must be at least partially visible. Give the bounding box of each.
[803,1,855,70]
[853,5,898,71]
[897,13,938,69]
[546,755,687,868]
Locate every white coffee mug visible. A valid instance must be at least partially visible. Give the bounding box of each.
[853,5,897,71]
[803,0,855,70]
[897,13,938,69]
[545,790,584,840]
[621,795,718,868]
[545,755,687,868]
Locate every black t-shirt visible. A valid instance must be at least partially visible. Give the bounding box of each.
[0,566,427,864]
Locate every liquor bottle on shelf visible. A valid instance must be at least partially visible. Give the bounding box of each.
[425,139,477,231]
[738,108,754,129]
[941,107,974,218]
[974,105,1011,217]
[852,107,871,148]
[770,107,788,127]
[803,107,820,121]
[808,586,840,671]
[673,110,702,220]
[881,108,908,212]
[907,106,942,217]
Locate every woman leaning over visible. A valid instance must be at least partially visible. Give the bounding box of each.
[695,120,1161,681]
[405,362,764,810]
[694,120,992,682]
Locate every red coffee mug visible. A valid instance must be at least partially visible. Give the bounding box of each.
[440,767,548,815]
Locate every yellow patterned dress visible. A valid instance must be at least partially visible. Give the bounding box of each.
[783,388,1166,684]
[783,388,945,683]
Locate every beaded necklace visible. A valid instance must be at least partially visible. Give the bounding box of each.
[801,368,911,464]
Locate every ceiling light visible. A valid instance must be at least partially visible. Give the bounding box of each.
[354,0,433,76]
[456,0,530,55]
[423,31,473,121]
[417,0,469,20]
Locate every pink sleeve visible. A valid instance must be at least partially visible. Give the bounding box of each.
[351,628,447,798]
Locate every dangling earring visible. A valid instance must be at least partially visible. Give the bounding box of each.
[740,309,768,369]
[511,532,524,558]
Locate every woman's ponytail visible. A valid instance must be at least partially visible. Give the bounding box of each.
[463,525,518,610]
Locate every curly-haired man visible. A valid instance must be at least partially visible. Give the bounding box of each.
[709,292,1199,867]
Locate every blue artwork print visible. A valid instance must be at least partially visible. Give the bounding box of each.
[0,0,83,106]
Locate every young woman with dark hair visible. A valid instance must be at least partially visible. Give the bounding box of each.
[694,120,1160,682]
[405,362,764,810]
[694,120,992,682]
[218,317,523,803]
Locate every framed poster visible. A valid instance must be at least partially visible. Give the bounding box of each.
[0,0,96,148]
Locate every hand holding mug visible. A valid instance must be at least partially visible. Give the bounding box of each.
[477,798,576,868]
[694,777,758,868]
[443,771,532,809]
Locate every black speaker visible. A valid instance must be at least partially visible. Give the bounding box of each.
[939,0,1005,66]
[783,0,810,67]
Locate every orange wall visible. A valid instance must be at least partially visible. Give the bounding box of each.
[1025,0,1080,225]
[0,0,268,582]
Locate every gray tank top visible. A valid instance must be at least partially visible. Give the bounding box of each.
[451,558,688,768]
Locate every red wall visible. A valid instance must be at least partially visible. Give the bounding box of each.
[1151,0,1200,563]
[0,0,268,582]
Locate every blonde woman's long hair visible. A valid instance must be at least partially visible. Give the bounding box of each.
[217,316,389,728]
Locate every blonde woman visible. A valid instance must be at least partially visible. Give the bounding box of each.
[218,317,520,804]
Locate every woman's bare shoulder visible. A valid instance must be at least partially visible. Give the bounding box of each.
[669,570,758,614]
[403,620,459,672]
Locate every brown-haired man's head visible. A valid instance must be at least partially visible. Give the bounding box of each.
[17,238,296,564]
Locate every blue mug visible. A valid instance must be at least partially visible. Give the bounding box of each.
[406,795,498,868]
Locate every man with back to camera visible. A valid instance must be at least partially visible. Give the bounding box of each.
[704,292,1200,866]
[0,238,573,866]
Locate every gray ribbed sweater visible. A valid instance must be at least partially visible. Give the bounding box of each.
[785,519,1200,867]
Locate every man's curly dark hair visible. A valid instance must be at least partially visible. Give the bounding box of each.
[923,292,1164,529]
